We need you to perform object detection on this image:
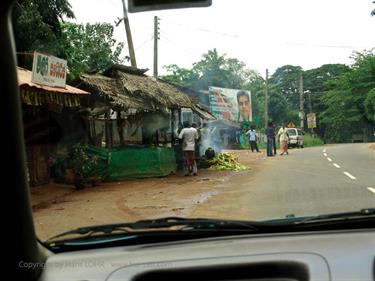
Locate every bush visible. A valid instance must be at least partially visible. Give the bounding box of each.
[303,133,324,147]
[69,143,101,189]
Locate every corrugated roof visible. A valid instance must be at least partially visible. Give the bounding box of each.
[17,67,89,95]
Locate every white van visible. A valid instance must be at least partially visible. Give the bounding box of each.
[287,128,304,148]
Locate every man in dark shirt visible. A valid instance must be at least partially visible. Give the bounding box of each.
[272,121,277,155]
[265,122,275,157]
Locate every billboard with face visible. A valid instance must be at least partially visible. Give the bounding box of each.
[208,86,252,122]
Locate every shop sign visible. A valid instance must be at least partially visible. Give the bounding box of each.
[32,51,67,88]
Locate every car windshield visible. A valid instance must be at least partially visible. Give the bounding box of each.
[14,0,375,242]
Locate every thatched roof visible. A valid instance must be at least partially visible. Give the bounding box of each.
[78,65,208,115]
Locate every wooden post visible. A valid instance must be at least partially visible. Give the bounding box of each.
[264,69,269,127]
[299,74,305,131]
[105,110,113,150]
[117,111,124,145]
[171,109,175,141]
[121,0,137,67]
[153,16,159,77]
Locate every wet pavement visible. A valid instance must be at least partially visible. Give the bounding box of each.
[31,150,267,241]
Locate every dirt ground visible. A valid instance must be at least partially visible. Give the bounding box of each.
[31,149,269,241]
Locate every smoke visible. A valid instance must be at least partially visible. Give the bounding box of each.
[142,113,170,137]
[199,123,223,156]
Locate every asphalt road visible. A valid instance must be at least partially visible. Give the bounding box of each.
[192,143,375,220]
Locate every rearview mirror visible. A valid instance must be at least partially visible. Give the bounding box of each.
[128,0,212,13]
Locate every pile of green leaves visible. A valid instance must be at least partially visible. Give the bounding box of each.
[208,152,249,171]
[69,144,99,179]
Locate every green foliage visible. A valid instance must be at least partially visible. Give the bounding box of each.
[268,91,297,125]
[320,50,375,142]
[162,48,261,91]
[69,143,99,180]
[269,65,303,109]
[162,64,199,87]
[303,134,324,147]
[304,64,350,94]
[162,49,265,126]
[12,2,124,80]
[12,0,74,67]
[163,48,375,143]
[208,152,249,171]
[58,22,125,81]
[364,88,375,121]
[303,64,350,136]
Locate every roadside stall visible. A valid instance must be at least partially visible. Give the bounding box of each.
[76,64,214,181]
[18,66,90,186]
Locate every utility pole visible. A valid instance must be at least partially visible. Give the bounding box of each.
[307,90,314,135]
[308,91,312,113]
[153,16,160,77]
[299,74,304,131]
[264,69,269,128]
[121,0,137,67]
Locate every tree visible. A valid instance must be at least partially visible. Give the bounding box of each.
[162,64,199,88]
[162,49,258,91]
[320,50,375,142]
[304,64,350,95]
[364,88,375,122]
[268,65,303,110]
[243,71,266,127]
[162,49,266,126]
[261,65,303,126]
[371,0,375,16]
[12,0,74,67]
[268,91,296,125]
[303,64,350,136]
[58,22,125,81]
[191,48,229,89]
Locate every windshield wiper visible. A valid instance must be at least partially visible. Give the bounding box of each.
[292,208,375,224]
[45,210,375,248]
[45,217,260,243]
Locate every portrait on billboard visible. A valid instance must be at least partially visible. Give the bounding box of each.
[209,86,252,122]
[236,90,252,122]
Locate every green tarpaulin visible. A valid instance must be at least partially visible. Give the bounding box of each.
[85,145,176,181]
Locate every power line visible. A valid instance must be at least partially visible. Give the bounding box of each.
[108,0,121,9]
[159,33,196,57]
[285,41,370,49]
[134,35,153,51]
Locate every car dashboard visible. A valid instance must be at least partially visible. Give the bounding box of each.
[38,229,375,281]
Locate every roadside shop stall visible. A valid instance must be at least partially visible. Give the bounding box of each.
[18,67,90,186]
[76,64,214,181]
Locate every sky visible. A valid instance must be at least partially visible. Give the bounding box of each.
[70,0,375,77]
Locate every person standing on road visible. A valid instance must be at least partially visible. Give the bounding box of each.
[277,125,289,155]
[245,125,260,152]
[272,121,277,155]
[265,122,275,157]
[179,121,199,176]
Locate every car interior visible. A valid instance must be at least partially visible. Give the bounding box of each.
[3,1,375,281]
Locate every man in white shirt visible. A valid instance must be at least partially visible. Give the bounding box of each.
[245,125,260,152]
[178,121,199,176]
